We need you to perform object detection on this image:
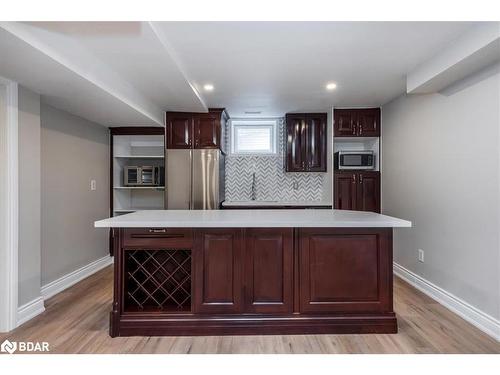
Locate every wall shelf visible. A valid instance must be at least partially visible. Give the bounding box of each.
[111,133,166,220]
[113,186,165,190]
[114,155,164,159]
[114,208,162,213]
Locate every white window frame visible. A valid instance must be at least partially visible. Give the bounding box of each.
[230,119,279,156]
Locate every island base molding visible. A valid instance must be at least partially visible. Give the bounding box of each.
[110,313,397,337]
[110,227,396,337]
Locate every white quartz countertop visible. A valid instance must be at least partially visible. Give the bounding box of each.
[94,209,411,228]
[222,200,332,207]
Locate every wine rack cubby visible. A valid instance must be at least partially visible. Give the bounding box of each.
[125,249,192,313]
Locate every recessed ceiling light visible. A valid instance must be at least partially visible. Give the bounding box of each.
[203,84,214,91]
[326,82,337,91]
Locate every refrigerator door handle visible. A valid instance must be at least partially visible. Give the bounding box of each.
[189,149,193,209]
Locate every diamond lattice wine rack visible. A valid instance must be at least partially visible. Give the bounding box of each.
[125,249,192,313]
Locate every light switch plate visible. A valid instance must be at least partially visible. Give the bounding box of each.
[418,249,424,263]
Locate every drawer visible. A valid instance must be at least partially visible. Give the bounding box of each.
[122,228,193,249]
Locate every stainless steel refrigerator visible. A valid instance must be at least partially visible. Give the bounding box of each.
[166,149,225,209]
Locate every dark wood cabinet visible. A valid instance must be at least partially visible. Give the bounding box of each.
[299,228,392,314]
[112,226,396,336]
[166,109,228,151]
[334,108,380,137]
[306,113,327,171]
[166,112,192,149]
[334,171,380,213]
[285,113,327,172]
[334,110,357,136]
[285,114,306,172]
[192,228,243,314]
[358,109,380,137]
[334,172,357,211]
[194,112,220,148]
[357,171,380,212]
[244,228,294,314]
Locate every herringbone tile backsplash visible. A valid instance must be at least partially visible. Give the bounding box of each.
[225,119,326,202]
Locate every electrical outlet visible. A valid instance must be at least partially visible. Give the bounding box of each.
[418,249,424,263]
[90,179,97,191]
[292,181,299,190]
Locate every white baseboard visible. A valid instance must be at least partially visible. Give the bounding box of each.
[17,296,45,327]
[41,255,114,300]
[393,262,500,342]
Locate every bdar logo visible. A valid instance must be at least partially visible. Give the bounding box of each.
[1,339,17,354]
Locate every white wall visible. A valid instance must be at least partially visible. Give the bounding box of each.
[17,86,41,306]
[382,67,500,320]
[41,103,110,285]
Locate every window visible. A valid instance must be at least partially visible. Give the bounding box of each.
[230,120,278,155]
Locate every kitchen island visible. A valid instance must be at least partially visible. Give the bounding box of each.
[95,209,411,337]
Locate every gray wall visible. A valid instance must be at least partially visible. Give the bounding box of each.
[41,103,110,285]
[18,86,41,306]
[381,68,500,319]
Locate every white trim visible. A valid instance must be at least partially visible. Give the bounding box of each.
[17,297,45,327]
[230,118,279,156]
[394,262,500,342]
[0,78,18,333]
[41,256,114,300]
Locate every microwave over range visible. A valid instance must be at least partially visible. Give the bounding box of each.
[334,151,375,170]
[124,166,165,186]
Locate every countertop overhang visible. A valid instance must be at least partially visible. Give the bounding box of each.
[94,209,411,228]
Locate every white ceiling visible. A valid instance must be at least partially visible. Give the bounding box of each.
[0,21,480,125]
[156,22,478,116]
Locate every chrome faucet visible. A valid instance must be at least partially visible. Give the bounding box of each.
[251,172,256,201]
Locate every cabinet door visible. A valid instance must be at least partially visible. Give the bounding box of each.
[193,229,243,314]
[194,112,220,149]
[244,228,293,314]
[285,114,307,172]
[334,172,357,210]
[357,171,380,213]
[357,108,380,137]
[166,113,192,149]
[305,114,327,172]
[334,109,357,136]
[299,228,392,313]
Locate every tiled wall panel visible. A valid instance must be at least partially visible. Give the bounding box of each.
[225,118,325,202]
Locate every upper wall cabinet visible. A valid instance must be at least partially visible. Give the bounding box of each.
[166,112,193,149]
[285,113,327,172]
[166,109,228,151]
[334,108,380,137]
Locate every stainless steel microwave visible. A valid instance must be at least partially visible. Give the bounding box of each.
[334,151,375,170]
[124,166,164,186]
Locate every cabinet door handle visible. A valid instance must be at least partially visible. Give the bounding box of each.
[352,120,356,135]
[352,174,356,183]
[149,229,166,233]
[359,174,363,184]
[359,121,362,135]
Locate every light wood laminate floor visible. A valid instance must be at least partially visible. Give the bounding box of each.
[1,266,498,354]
